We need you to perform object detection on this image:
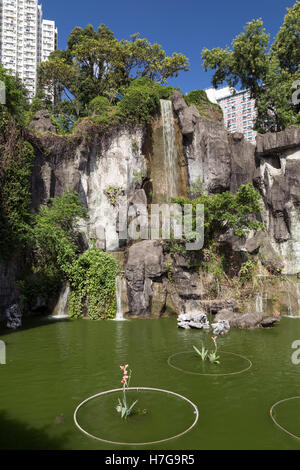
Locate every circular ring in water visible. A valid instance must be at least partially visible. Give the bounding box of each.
[168,351,252,377]
[74,387,199,446]
[270,397,300,441]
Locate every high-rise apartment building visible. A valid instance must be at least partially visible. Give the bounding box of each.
[206,87,257,144]
[0,0,57,99]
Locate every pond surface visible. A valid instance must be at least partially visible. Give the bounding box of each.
[0,316,300,450]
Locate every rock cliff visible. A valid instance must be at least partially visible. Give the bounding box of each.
[1,94,300,323]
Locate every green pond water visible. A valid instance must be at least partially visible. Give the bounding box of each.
[0,316,300,450]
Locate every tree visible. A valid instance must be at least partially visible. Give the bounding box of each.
[38,24,189,119]
[0,66,29,120]
[173,184,264,248]
[202,2,300,132]
[33,192,87,277]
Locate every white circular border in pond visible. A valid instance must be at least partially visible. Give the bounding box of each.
[270,397,300,441]
[168,351,252,377]
[74,387,199,446]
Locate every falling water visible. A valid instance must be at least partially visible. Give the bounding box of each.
[255,291,263,314]
[285,281,300,318]
[160,100,179,201]
[52,285,70,319]
[287,290,293,317]
[113,276,126,321]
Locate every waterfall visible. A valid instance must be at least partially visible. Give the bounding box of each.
[52,285,70,319]
[285,281,300,318]
[113,276,126,321]
[287,290,293,317]
[255,291,263,313]
[160,100,179,201]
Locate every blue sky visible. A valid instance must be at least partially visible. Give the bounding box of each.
[42,0,296,94]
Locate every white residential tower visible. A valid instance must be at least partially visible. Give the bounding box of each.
[206,87,257,144]
[0,0,57,99]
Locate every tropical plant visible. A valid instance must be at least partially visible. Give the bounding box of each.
[193,343,209,361]
[193,336,220,365]
[116,364,138,420]
[38,24,189,120]
[173,183,265,248]
[208,336,221,364]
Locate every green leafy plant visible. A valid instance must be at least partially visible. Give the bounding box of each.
[69,247,117,320]
[132,168,147,185]
[202,3,300,132]
[185,89,223,121]
[187,177,204,199]
[104,186,125,206]
[208,336,221,364]
[131,138,139,155]
[193,336,220,365]
[116,364,138,420]
[193,343,209,361]
[173,183,265,249]
[239,259,257,285]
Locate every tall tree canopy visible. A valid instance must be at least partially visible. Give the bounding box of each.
[38,24,189,119]
[202,2,300,133]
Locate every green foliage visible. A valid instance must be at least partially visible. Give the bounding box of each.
[38,24,189,123]
[32,192,88,278]
[174,183,265,248]
[202,2,300,132]
[20,192,118,319]
[104,186,125,206]
[167,262,174,284]
[239,259,257,285]
[18,274,61,310]
[88,96,111,116]
[0,114,34,257]
[193,337,220,365]
[69,247,117,320]
[132,168,147,185]
[131,138,139,154]
[193,344,208,362]
[185,89,223,120]
[70,77,177,133]
[187,177,204,200]
[0,66,29,121]
[118,78,161,125]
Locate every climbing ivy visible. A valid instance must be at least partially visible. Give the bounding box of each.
[0,112,35,258]
[69,247,117,320]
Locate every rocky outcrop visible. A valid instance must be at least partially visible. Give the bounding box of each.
[177,312,210,330]
[28,110,57,134]
[5,304,22,329]
[212,320,230,335]
[173,91,300,276]
[125,240,167,317]
[18,96,300,321]
[256,126,300,156]
[215,309,263,329]
[172,91,255,194]
[30,124,147,251]
[254,128,300,274]
[125,240,205,317]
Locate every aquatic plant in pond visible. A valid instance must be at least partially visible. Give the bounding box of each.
[116,365,138,420]
[208,337,221,364]
[193,343,208,361]
[193,336,220,365]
